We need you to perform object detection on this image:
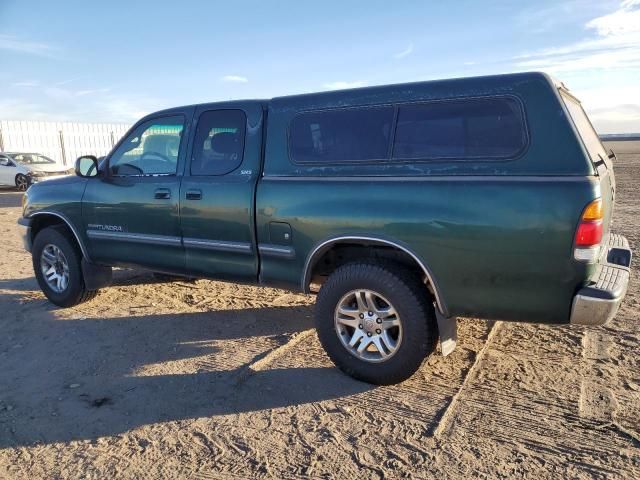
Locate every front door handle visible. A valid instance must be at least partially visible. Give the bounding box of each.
[154,188,171,200]
[185,189,202,200]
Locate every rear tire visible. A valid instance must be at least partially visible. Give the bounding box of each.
[315,261,437,385]
[32,227,98,307]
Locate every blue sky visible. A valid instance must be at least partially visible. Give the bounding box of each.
[1,0,639,132]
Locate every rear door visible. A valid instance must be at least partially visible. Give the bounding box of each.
[179,103,263,281]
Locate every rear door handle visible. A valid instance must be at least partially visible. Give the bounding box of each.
[185,189,202,200]
[154,188,171,200]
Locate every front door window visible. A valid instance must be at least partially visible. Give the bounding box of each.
[109,115,185,176]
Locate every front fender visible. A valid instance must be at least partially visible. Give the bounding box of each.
[22,175,90,259]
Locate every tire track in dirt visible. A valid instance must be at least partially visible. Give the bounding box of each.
[433,317,640,478]
[579,327,640,449]
[580,330,616,425]
[217,318,495,478]
[433,320,500,438]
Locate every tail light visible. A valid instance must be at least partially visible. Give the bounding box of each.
[574,198,603,262]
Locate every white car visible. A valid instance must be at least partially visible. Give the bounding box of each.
[0,152,74,191]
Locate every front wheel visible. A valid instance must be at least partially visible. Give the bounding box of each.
[315,262,437,385]
[15,174,28,191]
[32,227,98,307]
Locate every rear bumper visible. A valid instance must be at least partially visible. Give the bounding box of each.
[570,233,632,326]
[17,217,33,252]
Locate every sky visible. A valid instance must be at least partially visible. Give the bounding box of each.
[0,0,639,133]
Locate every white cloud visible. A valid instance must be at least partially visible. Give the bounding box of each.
[96,98,156,122]
[587,0,640,35]
[569,84,640,133]
[0,34,58,57]
[0,84,162,123]
[514,1,640,72]
[38,85,112,101]
[322,81,367,90]
[394,43,414,59]
[76,88,111,97]
[578,84,640,110]
[513,1,601,34]
[0,99,56,120]
[12,81,39,87]
[43,86,73,101]
[588,104,640,133]
[221,75,248,83]
[55,76,87,86]
[512,0,640,132]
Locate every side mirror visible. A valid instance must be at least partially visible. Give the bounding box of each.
[75,155,100,178]
[0,158,10,167]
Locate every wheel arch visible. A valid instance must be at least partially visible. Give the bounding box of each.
[28,211,90,261]
[301,235,449,317]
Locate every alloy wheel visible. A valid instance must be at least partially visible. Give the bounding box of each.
[16,175,28,191]
[334,289,403,363]
[40,244,70,293]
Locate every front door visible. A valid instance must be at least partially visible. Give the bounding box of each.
[0,155,17,186]
[179,104,263,281]
[82,111,192,273]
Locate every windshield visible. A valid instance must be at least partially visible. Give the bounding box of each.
[11,153,56,165]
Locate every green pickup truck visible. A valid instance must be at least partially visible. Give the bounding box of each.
[18,72,632,385]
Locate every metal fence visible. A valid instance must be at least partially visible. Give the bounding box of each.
[0,120,131,166]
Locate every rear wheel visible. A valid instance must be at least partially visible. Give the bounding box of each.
[32,227,98,307]
[315,261,437,385]
[15,174,28,191]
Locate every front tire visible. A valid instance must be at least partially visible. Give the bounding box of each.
[32,227,98,307]
[15,174,28,191]
[315,262,437,385]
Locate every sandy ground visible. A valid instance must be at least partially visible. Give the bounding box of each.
[0,141,638,479]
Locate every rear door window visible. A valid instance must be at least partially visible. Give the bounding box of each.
[191,110,246,176]
[393,97,526,160]
[290,106,394,163]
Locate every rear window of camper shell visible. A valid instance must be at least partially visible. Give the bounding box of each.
[288,96,528,164]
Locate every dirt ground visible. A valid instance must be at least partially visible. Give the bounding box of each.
[0,141,638,479]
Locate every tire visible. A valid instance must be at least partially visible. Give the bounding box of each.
[15,174,28,191]
[315,261,437,385]
[32,226,98,307]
